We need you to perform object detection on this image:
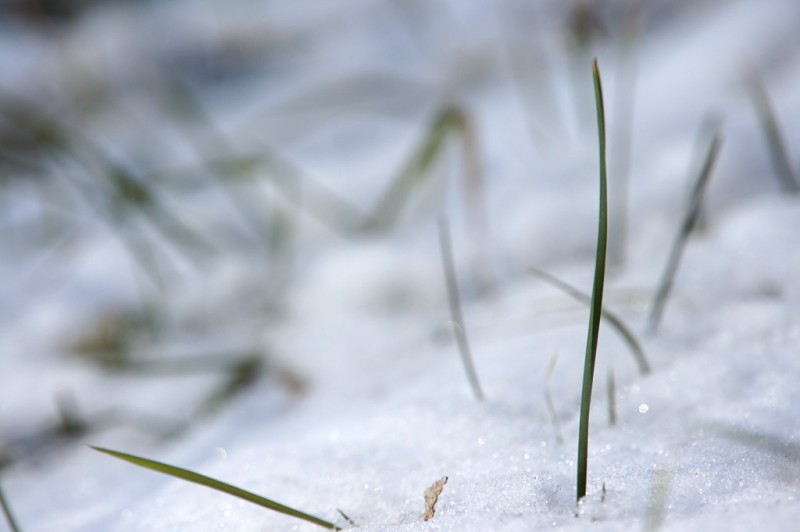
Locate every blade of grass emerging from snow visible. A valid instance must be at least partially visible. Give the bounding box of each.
[528,267,650,375]
[0,479,21,532]
[646,131,722,335]
[91,447,340,530]
[438,216,484,401]
[747,67,798,194]
[577,59,608,502]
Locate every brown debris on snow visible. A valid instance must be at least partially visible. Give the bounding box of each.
[423,476,448,521]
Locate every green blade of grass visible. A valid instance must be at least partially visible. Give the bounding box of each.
[747,67,798,194]
[91,446,340,530]
[528,267,650,375]
[646,130,723,335]
[437,216,485,401]
[577,58,608,502]
[363,108,456,232]
[0,479,21,532]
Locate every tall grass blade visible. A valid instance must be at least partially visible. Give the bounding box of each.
[747,68,798,194]
[437,216,484,401]
[529,267,650,375]
[91,446,340,530]
[0,479,21,532]
[577,58,608,501]
[646,131,722,334]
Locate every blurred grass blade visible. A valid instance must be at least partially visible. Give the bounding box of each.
[438,216,484,401]
[607,369,617,427]
[644,468,673,532]
[364,107,456,232]
[646,131,723,334]
[577,58,608,502]
[747,67,798,194]
[91,446,340,530]
[608,0,650,268]
[528,267,650,375]
[0,479,21,532]
[544,351,564,444]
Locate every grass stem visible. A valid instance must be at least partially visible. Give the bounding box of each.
[438,216,485,401]
[577,58,608,502]
[646,130,722,334]
[747,68,798,194]
[607,369,617,427]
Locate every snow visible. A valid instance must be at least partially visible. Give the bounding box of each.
[1,0,799,530]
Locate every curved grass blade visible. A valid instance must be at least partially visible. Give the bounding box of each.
[577,58,608,501]
[528,267,650,375]
[91,446,340,530]
[646,130,722,335]
[0,479,21,532]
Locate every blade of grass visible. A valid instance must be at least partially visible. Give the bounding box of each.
[577,58,608,502]
[646,130,723,335]
[747,67,798,194]
[437,216,484,401]
[0,479,21,532]
[91,446,340,530]
[529,267,650,375]
[364,108,456,232]
[544,351,564,444]
[607,369,617,427]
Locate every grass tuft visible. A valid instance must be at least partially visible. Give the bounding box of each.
[91,446,341,530]
[577,58,608,502]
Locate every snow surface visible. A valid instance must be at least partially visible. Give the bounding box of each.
[1,0,799,530]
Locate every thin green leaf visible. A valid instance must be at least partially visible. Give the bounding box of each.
[91,446,340,530]
[577,58,608,501]
[528,267,650,375]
